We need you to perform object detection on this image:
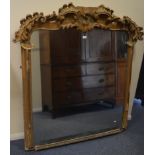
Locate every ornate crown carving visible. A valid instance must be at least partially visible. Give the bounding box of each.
[14,3,143,44]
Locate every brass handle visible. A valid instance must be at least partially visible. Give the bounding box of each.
[67,95,72,99]
[98,67,104,71]
[98,92,104,95]
[65,69,71,73]
[66,82,72,86]
[99,79,104,83]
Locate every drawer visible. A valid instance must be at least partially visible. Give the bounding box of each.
[53,56,85,65]
[53,65,86,78]
[86,62,115,75]
[82,87,115,101]
[53,74,115,92]
[53,91,82,105]
[53,87,115,105]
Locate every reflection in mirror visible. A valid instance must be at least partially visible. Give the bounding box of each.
[30,29,128,145]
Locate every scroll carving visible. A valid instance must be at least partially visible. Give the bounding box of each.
[14,3,143,44]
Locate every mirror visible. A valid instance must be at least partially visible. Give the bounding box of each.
[30,29,128,146]
[14,3,143,150]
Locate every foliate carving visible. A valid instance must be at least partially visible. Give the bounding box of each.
[14,3,143,43]
[14,12,57,42]
[123,16,143,42]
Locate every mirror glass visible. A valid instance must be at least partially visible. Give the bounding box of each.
[30,29,128,145]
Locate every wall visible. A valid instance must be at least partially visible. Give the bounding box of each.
[10,0,144,139]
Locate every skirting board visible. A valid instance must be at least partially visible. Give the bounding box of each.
[10,132,24,141]
[128,114,132,120]
[10,108,42,141]
[32,107,42,113]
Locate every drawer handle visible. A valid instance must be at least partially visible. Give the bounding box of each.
[98,67,104,71]
[99,79,104,83]
[65,70,71,73]
[66,82,72,86]
[98,92,104,95]
[67,95,72,99]
[98,92,104,96]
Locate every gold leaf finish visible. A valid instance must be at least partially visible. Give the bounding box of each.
[14,3,143,43]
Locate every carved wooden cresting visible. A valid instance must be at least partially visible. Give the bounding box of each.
[14,3,143,44]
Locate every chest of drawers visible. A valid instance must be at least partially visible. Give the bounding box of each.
[39,28,128,115]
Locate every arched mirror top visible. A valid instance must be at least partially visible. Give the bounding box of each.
[14,3,143,45]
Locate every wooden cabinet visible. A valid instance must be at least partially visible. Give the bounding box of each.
[116,61,127,104]
[39,29,128,114]
[115,31,128,105]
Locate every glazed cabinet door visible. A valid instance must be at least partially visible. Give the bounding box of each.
[51,29,85,65]
[115,31,128,60]
[85,29,114,62]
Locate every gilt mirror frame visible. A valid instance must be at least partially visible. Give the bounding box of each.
[13,3,143,151]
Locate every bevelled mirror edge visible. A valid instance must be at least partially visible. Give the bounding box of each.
[13,3,143,151]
